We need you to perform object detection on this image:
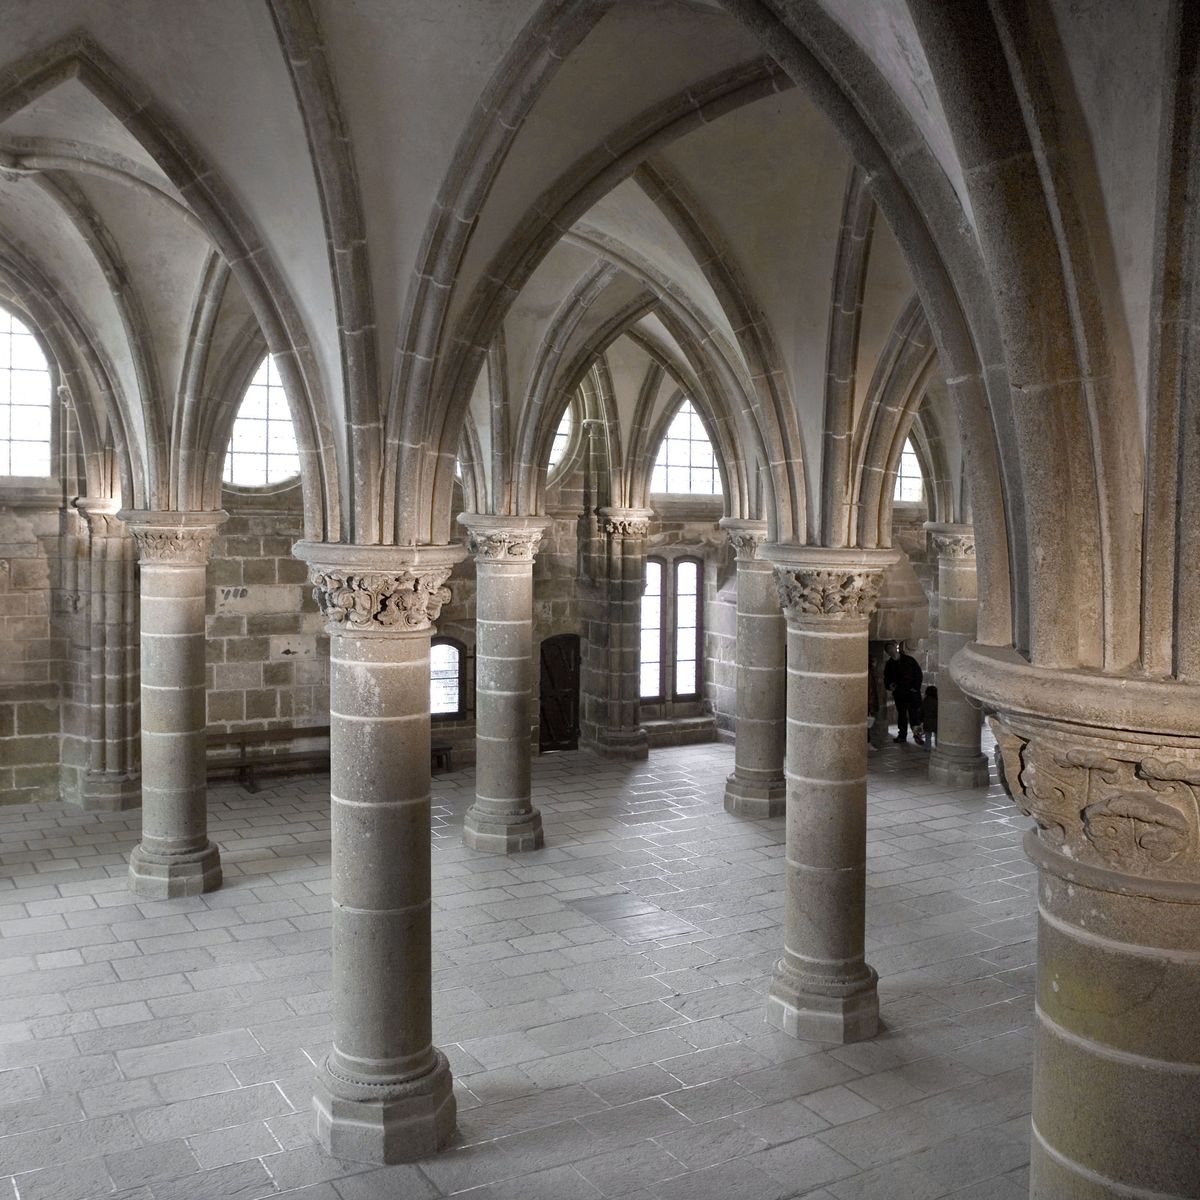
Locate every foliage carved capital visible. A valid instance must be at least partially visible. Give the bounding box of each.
[309,567,453,631]
[774,567,884,620]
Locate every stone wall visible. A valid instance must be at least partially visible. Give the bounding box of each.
[205,484,329,738]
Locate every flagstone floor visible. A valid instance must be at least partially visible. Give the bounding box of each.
[0,732,1035,1200]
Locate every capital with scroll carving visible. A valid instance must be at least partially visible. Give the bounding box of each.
[763,544,899,622]
[293,541,465,633]
[926,522,976,561]
[120,510,227,567]
[719,517,768,562]
[599,506,654,540]
[457,514,551,564]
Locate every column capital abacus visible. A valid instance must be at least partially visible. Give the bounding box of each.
[719,517,769,561]
[120,510,226,566]
[293,541,465,633]
[763,545,898,622]
[457,514,551,563]
[925,521,976,561]
[598,506,654,539]
[75,497,124,538]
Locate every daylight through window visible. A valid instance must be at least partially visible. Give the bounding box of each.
[650,399,720,495]
[224,356,300,487]
[640,560,664,700]
[894,438,924,503]
[430,640,464,717]
[548,406,572,471]
[0,308,53,477]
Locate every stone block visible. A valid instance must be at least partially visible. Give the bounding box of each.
[16,700,58,735]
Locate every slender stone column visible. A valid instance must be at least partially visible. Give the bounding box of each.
[955,646,1200,1199]
[764,544,897,1043]
[294,541,461,1163]
[926,524,988,787]
[76,500,140,811]
[458,514,550,853]
[121,511,225,897]
[719,519,786,817]
[581,507,653,761]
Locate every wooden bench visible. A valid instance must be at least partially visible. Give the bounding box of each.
[207,725,330,793]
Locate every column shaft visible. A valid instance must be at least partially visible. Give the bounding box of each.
[123,512,223,897]
[765,546,895,1043]
[927,525,988,787]
[459,515,548,853]
[296,540,459,1164]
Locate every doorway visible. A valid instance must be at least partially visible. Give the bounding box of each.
[539,634,581,751]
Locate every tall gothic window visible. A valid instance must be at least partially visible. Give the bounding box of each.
[894,438,924,503]
[548,406,572,471]
[0,307,53,477]
[651,399,720,495]
[640,559,664,700]
[223,356,300,487]
[641,556,704,701]
[673,558,701,699]
[430,638,466,718]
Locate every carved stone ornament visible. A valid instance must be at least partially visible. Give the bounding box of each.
[774,567,884,620]
[931,531,976,560]
[130,527,215,566]
[309,567,452,631]
[603,514,650,539]
[467,527,544,563]
[726,527,767,561]
[989,715,1200,881]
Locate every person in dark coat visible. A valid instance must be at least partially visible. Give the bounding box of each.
[884,641,924,744]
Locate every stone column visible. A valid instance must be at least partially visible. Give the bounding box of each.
[764,544,897,1043]
[458,514,550,853]
[581,507,653,761]
[926,524,988,787]
[76,500,140,811]
[293,541,461,1163]
[121,511,225,897]
[720,518,786,817]
[955,646,1200,1198]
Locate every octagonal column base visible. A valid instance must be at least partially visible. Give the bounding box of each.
[77,772,141,812]
[128,841,221,898]
[928,750,990,789]
[723,771,785,818]
[462,806,544,854]
[591,728,648,761]
[765,958,879,1044]
[313,1051,456,1164]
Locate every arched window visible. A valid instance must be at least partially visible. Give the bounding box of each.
[894,438,924,503]
[431,638,467,719]
[651,399,720,495]
[0,307,53,477]
[223,356,299,487]
[640,559,665,700]
[548,406,573,472]
[673,558,701,700]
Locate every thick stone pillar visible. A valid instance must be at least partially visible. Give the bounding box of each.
[580,507,652,761]
[76,500,140,811]
[955,645,1200,1199]
[926,524,988,787]
[764,545,896,1043]
[294,541,460,1163]
[122,511,224,898]
[458,514,550,853]
[719,518,785,817]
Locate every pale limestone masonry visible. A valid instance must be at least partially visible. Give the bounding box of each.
[765,545,898,1044]
[294,540,462,1163]
[122,511,226,900]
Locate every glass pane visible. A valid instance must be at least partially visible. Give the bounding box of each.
[430,643,460,714]
[10,405,49,440]
[651,399,723,496]
[640,629,661,662]
[225,355,300,487]
[675,662,696,696]
[676,593,697,628]
[644,561,662,596]
[640,664,661,698]
[0,309,52,479]
[676,561,698,594]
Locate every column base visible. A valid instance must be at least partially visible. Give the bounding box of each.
[462,805,544,854]
[723,772,785,818]
[76,772,142,812]
[765,958,879,1044]
[928,749,990,788]
[128,842,222,898]
[587,728,649,761]
[313,1050,456,1164]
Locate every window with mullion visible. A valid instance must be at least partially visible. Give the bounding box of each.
[673,558,702,700]
[430,638,468,719]
[640,558,666,701]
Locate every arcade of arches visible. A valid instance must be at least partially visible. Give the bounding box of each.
[0,4,1195,1197]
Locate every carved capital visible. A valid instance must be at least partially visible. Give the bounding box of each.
[990,714,1200,884]
[121,512,226,567]
[75,499,124,540]
[599,507,653,540]
[458,515,549,563]
[309,567,451,631]
[926,522,976,561]
[774,567,884,620]
[719,518,768,562]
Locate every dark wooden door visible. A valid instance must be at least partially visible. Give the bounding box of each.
[539,634,580,751]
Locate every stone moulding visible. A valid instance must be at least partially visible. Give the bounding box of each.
[990,714,1200,884]
[930,531,975,560]
[719,517,769,561]
[120,510,228,566]
[293,541,466,633]
[457,514,552,563]
[599,506,654,539]
[761,545,899,622]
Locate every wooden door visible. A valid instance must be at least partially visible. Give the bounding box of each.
[539,634,580,751]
